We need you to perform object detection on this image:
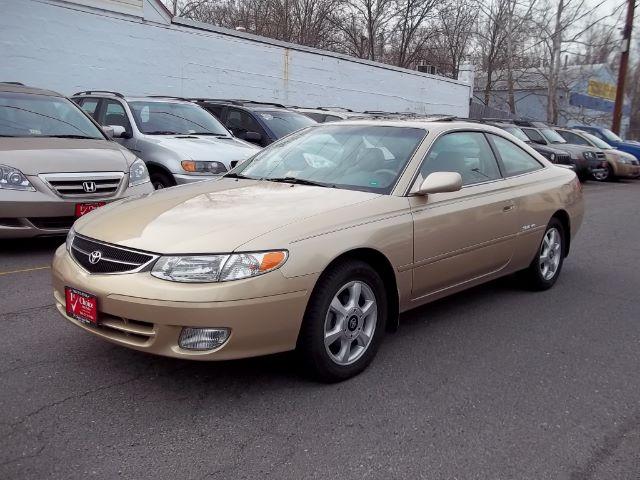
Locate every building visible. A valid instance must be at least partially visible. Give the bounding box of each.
[474,63,629,133]
[0,0,471,116]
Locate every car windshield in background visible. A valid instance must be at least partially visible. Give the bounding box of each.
[581,132,612,149]
[236,125,426,194]
[256,110,317,138]
[129,101,230,136]
[0,92,104,139]
[600,128,622,143]
[540,128,567,144]
[503,126,530,142]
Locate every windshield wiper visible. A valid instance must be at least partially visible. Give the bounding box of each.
[189,132,230,137]
[265,177,331,188]
[224,172,253,179]
[42,134,97,139]
[145,130,180,135]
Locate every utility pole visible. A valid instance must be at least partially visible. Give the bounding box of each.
[612,0,635,135]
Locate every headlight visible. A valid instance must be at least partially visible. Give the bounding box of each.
[618,157,631,164]
[549,153,555,161]
[129,158,150,186]
[66,227,76,253]
[181,160,227,174]
[0,164,35,191]
[151,251,288,283]
[583,151,596,161]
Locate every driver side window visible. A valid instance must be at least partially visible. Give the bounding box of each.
[419,131,502,186]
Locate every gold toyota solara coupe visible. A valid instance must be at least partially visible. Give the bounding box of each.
[52,118,584,381]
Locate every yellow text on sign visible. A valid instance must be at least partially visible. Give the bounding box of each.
[587,80,616,101]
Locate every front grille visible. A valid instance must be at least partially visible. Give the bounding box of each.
[595,152,606,161]
[0,218,23,227]
[41,172,123,198]
[28,216,75,230]
[71,235,157,274]
[556,153,571,165]
[96,313,155,345]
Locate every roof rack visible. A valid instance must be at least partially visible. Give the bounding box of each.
[147,95,191,101]
[73,90,124,98]
[193,98,288,109]
[316,106,354,112]
[0,81,25,86]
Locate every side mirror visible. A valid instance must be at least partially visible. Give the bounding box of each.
[243,131,262,143]
[414,172,462,195]
[106,125,130,139]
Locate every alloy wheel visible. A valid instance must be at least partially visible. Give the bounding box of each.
[539,227,562,281]
[324,281,377,366]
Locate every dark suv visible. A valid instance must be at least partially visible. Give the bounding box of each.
[511,121,607,180]
[484,121,573,168]
[190,100,316,147]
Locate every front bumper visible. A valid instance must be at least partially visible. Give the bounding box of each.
[0,180,152,239]
[612,162,640,178]
[52,245,316,360]
[172,174,222,185]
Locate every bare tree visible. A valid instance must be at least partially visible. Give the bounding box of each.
[393,0,439,68]
[437,1,477,78]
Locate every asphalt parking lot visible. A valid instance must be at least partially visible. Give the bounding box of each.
[1,181,639,480]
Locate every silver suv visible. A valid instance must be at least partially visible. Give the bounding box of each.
[72,92,260,189]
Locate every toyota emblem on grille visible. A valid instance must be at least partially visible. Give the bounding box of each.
[88,250,103,264]
[82,181,97,193]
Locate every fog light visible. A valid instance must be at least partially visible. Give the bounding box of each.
[179,327,230,351]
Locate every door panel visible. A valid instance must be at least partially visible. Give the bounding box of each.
[410,182,518,299]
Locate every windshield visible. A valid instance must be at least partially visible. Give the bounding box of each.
[235,125,427,193]
[600,128,622,143]
[503,126,530,142]
[540,128,567,144]
[581,132,612,149]
[255,110,316,138]
[0,92,104,138]
[129,101,230,136]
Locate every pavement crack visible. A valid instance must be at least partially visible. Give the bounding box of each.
[3,372,148,433]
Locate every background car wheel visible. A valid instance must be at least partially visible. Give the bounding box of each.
[150,171,174,190]
[593,164,613,182]
[298,260,387,382]
[522,218,565,291]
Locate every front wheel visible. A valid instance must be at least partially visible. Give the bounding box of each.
[592,163,613,182]
[521,218,565,290]
[297,260,387,382]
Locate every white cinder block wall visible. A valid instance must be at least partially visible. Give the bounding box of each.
[0,0,471,116]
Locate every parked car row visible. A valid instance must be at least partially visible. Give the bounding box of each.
[483,118,640,182]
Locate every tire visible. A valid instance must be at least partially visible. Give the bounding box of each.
[521,218,566,291]
[592,163,613,182]
[150,171,174,190]
[297,260,387,382]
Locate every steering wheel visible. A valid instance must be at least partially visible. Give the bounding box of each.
[373,169,397,184]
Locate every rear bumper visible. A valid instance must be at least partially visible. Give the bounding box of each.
[0,181,153,239]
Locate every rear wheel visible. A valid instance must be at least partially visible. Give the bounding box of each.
[521,218,565,290]
[298,260,387,382]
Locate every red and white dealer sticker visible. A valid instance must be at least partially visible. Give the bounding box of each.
[65,287,98,324]
[75,202,106,218]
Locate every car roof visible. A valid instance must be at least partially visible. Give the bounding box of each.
[324,118,510,134]
[0,82,65,97]
[71,91,195,105]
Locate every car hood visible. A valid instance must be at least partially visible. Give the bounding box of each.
[0,138,131,174]
[75,179,381,254]
[550,143,599,155]
[147,135,259,163]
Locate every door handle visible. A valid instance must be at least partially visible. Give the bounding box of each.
[502,203,515,212]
